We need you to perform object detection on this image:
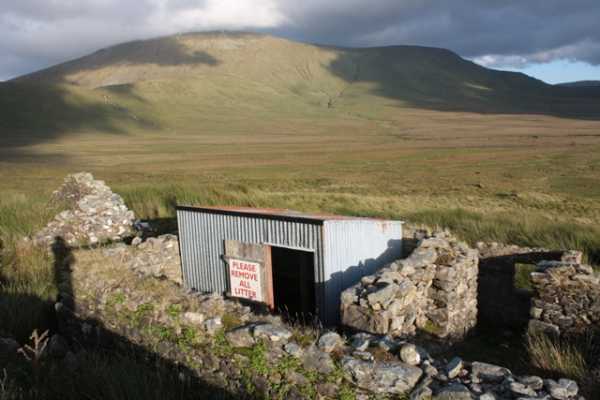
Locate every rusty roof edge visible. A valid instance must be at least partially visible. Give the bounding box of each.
[176,205,404,224]
[176,205,325,224]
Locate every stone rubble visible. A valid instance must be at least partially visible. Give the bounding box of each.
[33,172,135,247]
[22,182,595,399]
[101,234,183,284]
[341,230,478,340]
[42,237,587,400]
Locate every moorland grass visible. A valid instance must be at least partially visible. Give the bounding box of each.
[527,331,600,398]
[117,184,600,264]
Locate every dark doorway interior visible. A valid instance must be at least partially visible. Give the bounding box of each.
[271,246,315,319]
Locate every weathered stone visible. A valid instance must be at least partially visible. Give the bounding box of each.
[528,320,560,337]
[316,382,338,398]
[353,350,374,361]
[518,375,544,390]
[410,381,433,400]
[286,371,309,386]
[400,343,421,366]
[203,317,223,335]
[470,362,510,383]
[446,357,463,379]
[432,383,474,400]
[509,382,536,397]
[544,379,578,400]
[341,287,360,305]
[403,248,439,268]
[420,238,451,250]
[183,312,205,326]
[283,342,303,357]
[301,345,334,374]
[350,333,372,351]
[376,336,399,352]
[422,360,438,377]
[530,307,543,319]
[225,326,254,347]
[341,356,423,395]
[253,324,292,343]
[367,283,400,308]
[317,331,343,353]
[342,304,372,332]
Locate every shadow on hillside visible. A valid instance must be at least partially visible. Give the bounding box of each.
[0,81,158,154]
[91,36,219,67]
[0,36,224,154]
[0,236,241,399]
[17,36,219,85]
[327,48,600,120]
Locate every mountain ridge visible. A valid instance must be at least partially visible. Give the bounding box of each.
[2,31,599,146]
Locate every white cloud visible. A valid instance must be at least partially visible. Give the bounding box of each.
[474,39,600,69]
[0,0,285,79]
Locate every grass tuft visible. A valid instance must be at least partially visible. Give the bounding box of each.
[527,331,600,398]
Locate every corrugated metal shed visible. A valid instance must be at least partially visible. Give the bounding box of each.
[176,205,403,325]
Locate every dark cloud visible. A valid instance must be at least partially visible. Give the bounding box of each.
[1,0,599,80]
[273,0,600,67]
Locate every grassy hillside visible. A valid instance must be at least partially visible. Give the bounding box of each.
[1,31,600,260]
[7,32,600,129]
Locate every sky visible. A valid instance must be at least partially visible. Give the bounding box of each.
[1,0,599,84]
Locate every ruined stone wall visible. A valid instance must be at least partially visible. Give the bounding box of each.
[529,251,600,337]
[476,243,565,329]
[341,232,478,340]
[34,172,135,247]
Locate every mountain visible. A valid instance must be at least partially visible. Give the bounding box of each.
[557,80,600,88]
[2,32,599,147]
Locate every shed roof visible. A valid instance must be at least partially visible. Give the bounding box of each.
[176,205,402,224]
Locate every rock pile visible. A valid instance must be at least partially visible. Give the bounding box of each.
[47,231,588,399]
[340,336,582,400]
[476,241,551,258]
[102,234,182,284]
[34,173,135,247]
[529,253,600,337]
[341,231,478,340]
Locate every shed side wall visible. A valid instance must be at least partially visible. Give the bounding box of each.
[322,220,403,324]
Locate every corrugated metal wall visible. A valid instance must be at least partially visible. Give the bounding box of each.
[176,208,327,316]
[176,207,402,325]
[322,220,403,323]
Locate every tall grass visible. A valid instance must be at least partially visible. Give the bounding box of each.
[120,184,600,264]
[527,331,599,398]
[0,193,61,342]
[407,208,600,264]
[527,333,588,380]
[0,242,57,343]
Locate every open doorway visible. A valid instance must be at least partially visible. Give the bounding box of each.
[271,246,315,319]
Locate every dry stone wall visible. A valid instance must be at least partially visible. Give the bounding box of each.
[476,243,565,329]
[529,252,600,337]
[341,231,478,340]
[34,172,135,247]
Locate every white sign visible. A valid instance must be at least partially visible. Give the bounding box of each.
[228,258,263,302]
